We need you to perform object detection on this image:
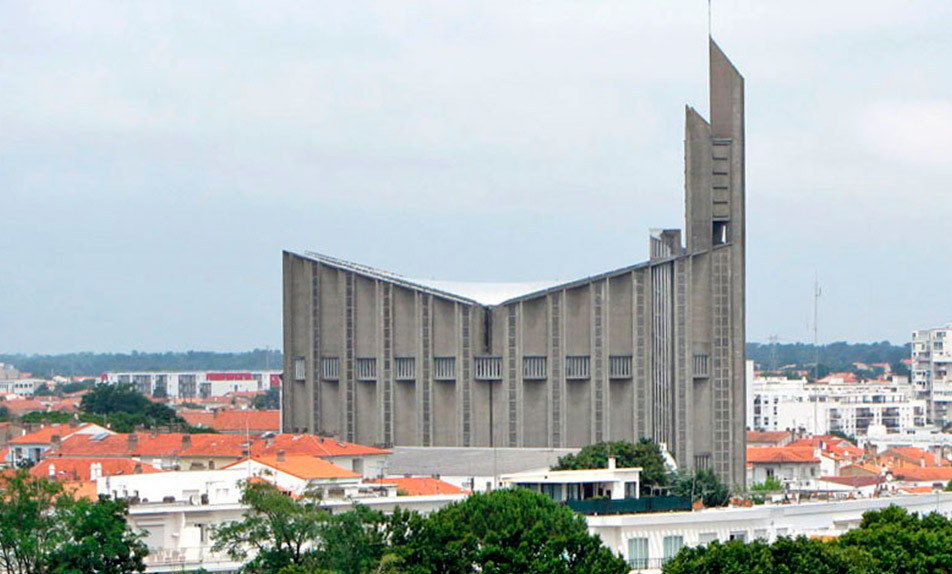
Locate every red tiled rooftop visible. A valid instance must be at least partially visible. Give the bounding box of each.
[817,475,883,488]
[892,466,952,482]
[2,399,45,415]
[51,432,389,460]
[10,424,96,445]
[227,455,360,480]
[746,446,819,464]
[181,410,279,432]
[746,430,792,444]
[365,476,463,496]
[30,457,162,481]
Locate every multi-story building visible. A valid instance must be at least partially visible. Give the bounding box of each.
[912,324,952,423]
[282,39,748,488]
[748,374,927,436]
[100,371,281,399]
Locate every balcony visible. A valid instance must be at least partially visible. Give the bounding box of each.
[565,495,692,516]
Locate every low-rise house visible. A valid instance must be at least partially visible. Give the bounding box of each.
[889,465,952,489]
[223,453,370,497]
[501,459,642,503]
[9,423,111,466]
[31,457,163,482]
[49,431,391,476]
[746,446,820,488]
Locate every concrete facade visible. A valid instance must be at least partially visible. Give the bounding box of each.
[283,39,747,487]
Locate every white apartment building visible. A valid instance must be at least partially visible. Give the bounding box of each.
[590,492,952,572]
[748,375,926,436]
[0,378,45,396]
[100,371,281,399]
[912,324,952,423]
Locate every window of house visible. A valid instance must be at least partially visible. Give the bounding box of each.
[523,356,547,380]
[610,355,633,379]
[699,532,717,545]
[663,536,684,562]
[565,355,591,380]
[729,531,746,542]
[395,357,416,381]
[356,358,376,381]
[434,357,456,381]
[321,357,340,381]
[474,357,503,381]
[294,357,306,381]
[628,537,649,569]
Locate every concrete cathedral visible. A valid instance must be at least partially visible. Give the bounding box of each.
[282,39,747,487]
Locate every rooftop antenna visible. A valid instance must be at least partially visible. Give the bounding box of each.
[813,276,822,382]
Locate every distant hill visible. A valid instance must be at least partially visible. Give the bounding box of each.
[0,349,283,377]
[2,343,911,379]
[746,341,910,377]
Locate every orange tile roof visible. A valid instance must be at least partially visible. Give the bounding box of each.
[884,447,939,467]
[181,410,279,433]
[51,432,389,460]
[62,480,98,500]
[365,476,463,496]
[229,455,360,480]
[892,466,952,482]
[179,411,215,427]
[746,431,792,444]
[746,446,819,464]
[255,434,390,458]
[817,475,882,488]
[2,399,45,415]
[841,462,882,476]
[10,424,95,445]
[30,457,162,481]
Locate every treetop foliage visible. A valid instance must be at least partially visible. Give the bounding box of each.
[214,481,628,574]
[746,341,909,376]
[0,470,147,574]
[663,505,952,574]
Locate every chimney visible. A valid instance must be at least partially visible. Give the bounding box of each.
[921,456,926,468]
[51,434,61,448]
[607,457,617,470]
[127,434,138,452]
[182,434,192,451]
[277,449,286,462]
[134,462,142,474]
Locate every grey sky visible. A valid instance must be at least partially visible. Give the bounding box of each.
[2,1,951,353]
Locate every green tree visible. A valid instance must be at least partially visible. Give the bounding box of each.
[212,480,330,573]
[0,471,146,574]
[33,384,57,397]
[0,470,63,574]
[395,487,629,574]
[750,476,782,492]
[836,506,952,574]
[663,536,870,574]
[670,469,730,508]
[48,495,147,574]
[0,404,9,421]
[79,383,182,432]
[252,387,280,410]
[553,439,669,494]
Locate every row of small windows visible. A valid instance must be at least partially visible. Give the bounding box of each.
[297,355,638,382]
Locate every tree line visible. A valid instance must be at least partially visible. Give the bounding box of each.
[663,505,952,574]
[213,480,630,574]
[746,341,910,377]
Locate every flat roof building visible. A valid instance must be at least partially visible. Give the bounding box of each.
[282,38,747,488]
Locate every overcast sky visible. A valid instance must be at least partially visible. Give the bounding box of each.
[2,1,951,353]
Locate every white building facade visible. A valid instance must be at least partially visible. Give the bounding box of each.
[100,371,281,399]
[749,375,926,436]
[912,324,952,424]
